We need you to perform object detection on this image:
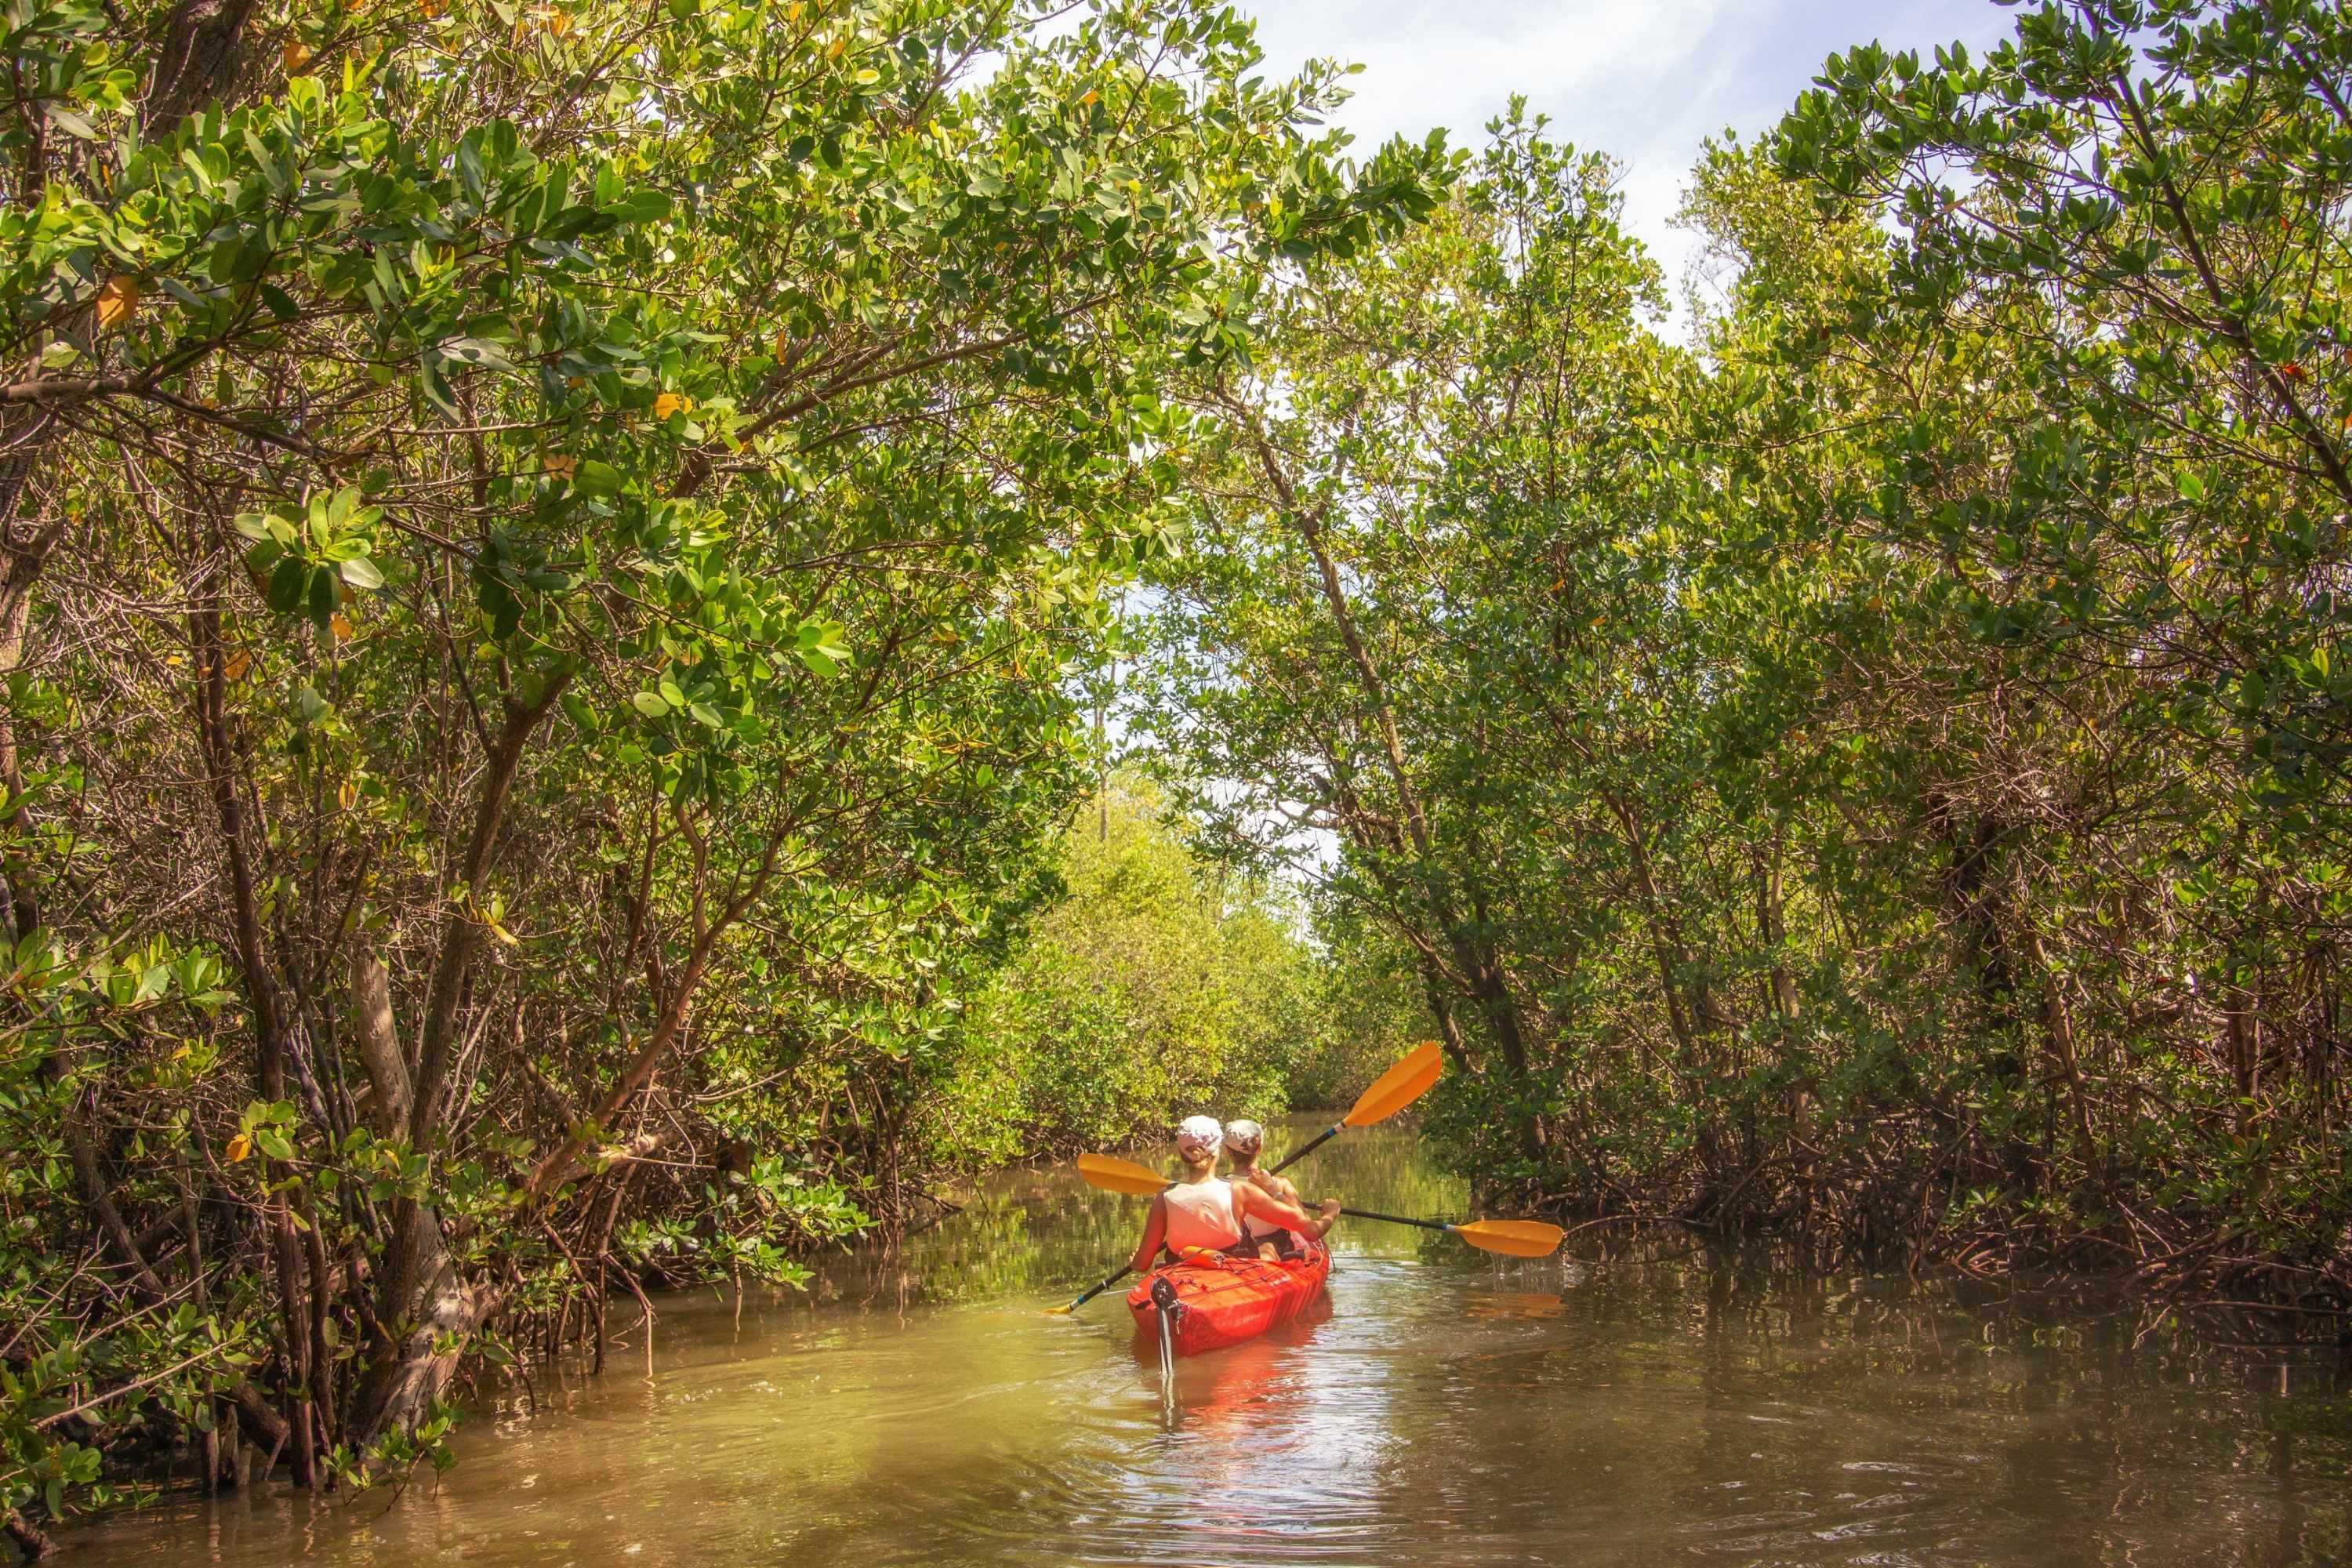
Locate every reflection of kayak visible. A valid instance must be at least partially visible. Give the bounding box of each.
[1127,1245,1331,1356]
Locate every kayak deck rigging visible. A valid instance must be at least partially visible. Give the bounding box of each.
[1126,1243,1332,1356]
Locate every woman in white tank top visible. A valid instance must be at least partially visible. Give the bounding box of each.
[1127,1116,1340,1273]
[1160,1167,1243,1253]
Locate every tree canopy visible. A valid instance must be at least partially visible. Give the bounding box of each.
[0,0,1441,1541]
[6,0,2352,1552]
[1139,0,2352,1286]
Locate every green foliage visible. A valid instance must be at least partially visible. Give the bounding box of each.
[0,0,1450,1530]
[925,780,1417,1163]
[0,927,267,1526]
[1140,9,2352,1286]
[15,0,2352,1539]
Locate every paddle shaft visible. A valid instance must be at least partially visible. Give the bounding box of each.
[1301,1203,1566,1257]
[1062,1263,1134,1312]
[1323,1204,1451,1233]
[1269,1121,1342,1175]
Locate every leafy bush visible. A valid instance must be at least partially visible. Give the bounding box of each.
[924,781,1427,1163]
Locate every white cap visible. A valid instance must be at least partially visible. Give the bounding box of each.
[1223,1119,1264,1150]
[1175,1115,1223,1157]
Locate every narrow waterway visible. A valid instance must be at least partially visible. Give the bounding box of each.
[67,1117,2352,1566]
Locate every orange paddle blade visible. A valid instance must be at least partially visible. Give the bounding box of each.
[1450,1219,1566,1258]
[1343,1040,1444,1127]
[1076,1152,1168,1197]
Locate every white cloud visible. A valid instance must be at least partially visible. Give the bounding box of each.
[1243,0,2021,333]
[1258,0,1726,130]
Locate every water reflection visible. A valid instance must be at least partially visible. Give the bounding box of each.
[64,1116,2352,1567]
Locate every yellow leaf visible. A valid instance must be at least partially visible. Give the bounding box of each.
[283,39,313,71]
[786,0,802,16]
[226,1133,252,1164]
[96,275,140,329]
[420,0,441,16]
[1080,89,1098,107]
[545,453,578,479]
[223,651,251,681]
[543,7,571,34]
[827,34,844,59]
[653,391,692,420]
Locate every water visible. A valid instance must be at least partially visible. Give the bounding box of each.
[67,1118,2352,1566]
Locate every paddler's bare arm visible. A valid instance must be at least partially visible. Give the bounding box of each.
[1130,1196,1169,1274]
[1235,1181,1340,1240]
[1254,1170,1301,1208]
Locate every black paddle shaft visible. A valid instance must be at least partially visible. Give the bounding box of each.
[1269,1120,1343,1175]
[1064,1263,1134,1312]
[1305,1203,1450,1233]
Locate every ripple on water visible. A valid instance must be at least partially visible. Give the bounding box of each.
[49,1120,2352,1568]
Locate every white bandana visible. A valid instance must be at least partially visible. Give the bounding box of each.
[1175,1115,1223,1158]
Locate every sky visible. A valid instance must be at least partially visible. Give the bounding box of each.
[1243,0,2021,332]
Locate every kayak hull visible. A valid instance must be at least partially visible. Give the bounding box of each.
[1126,1245,1331,1356]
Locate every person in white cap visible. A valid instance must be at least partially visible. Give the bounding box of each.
[1222,1120,1311,1261]
[1127,1115,1338,1276]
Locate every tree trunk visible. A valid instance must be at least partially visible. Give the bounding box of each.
[347,683,561,1443]
[348,948,411,1138]
[188,574,314,1486]
[1926,786,2023,1060]
[2028,928,2102,1188]
[5,1509,56,1562]
[407,684,566,1146]
[145,0,264,137]
[2224,989,2259,1106]
[1418,973,1473,1077]
[1756,834,1798,1023]
[347,1203,492,1446]
[0,514,59,941]
[1607,793,1701,1061]
[1230,398,1531,1078]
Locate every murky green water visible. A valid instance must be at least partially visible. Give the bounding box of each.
[67,1118,2352,1566]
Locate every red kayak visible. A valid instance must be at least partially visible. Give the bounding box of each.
[1127,1244,1331,1356]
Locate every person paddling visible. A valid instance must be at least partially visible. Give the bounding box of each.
[1222,1119,1315,1261]
[1127,1116,1338,1275]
